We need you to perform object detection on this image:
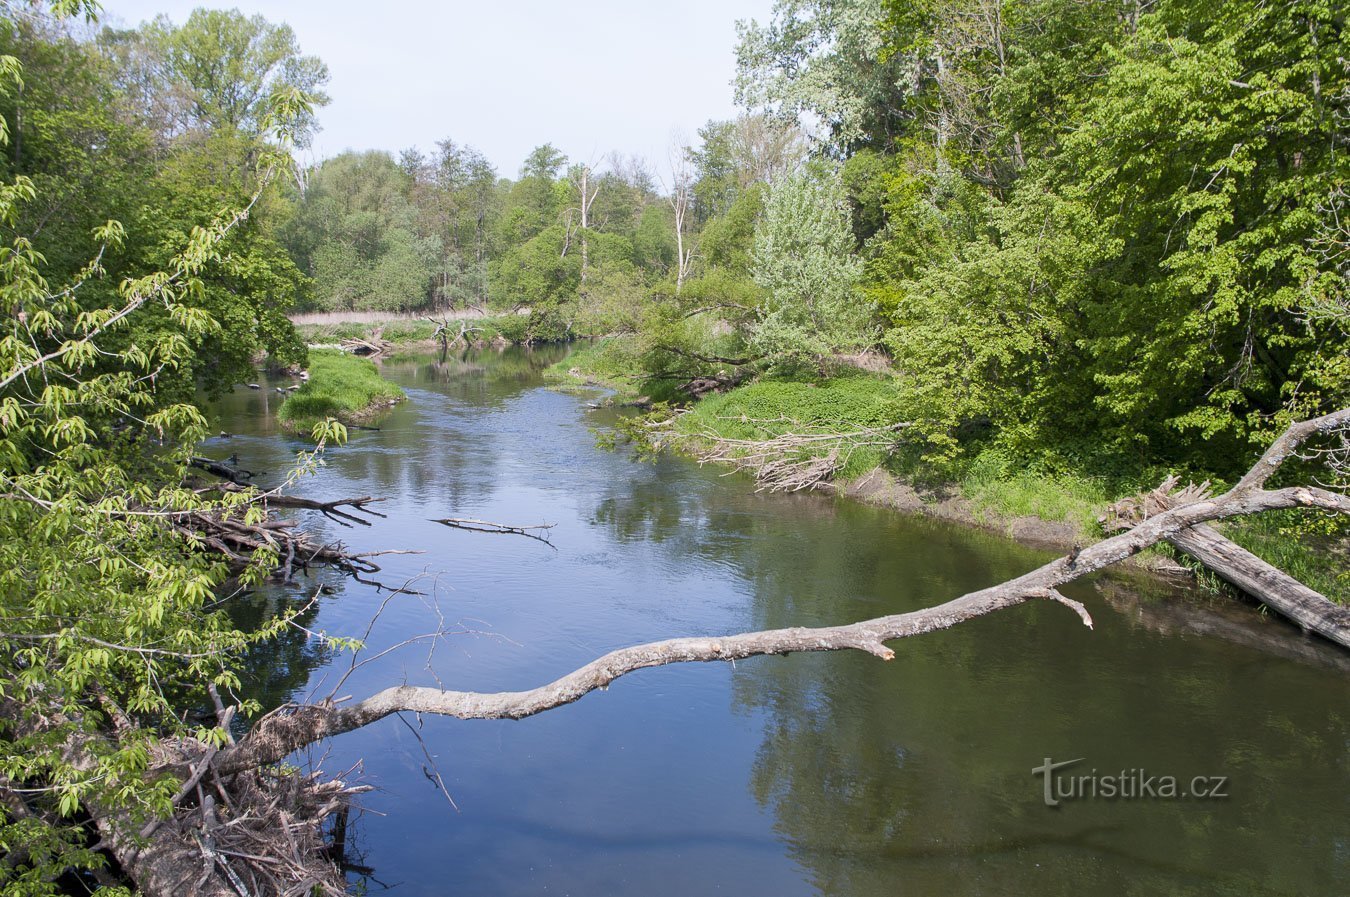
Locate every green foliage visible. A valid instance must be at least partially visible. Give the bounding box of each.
[399,139,500,308]
[699,183,764,274]
[277,349,405,434]
[284,151,440,312]
[735,0,910,152]
[632,202,676,275]
[99,7,330,146]
[680,374,905,439]
[544,337,649,395]
[751,167,871,365]
[1224,511,1350,605]
[958,447,1111,538]
[0,6,328,885]
[747,0,1350,479]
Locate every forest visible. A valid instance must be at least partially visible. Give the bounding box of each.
[0,0,1347,894]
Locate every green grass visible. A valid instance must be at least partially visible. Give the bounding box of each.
[544,337,652,399]
[277,349,406,433]
[673,374,907,480]
[1221,511,1350,605]
[958,447,1112,538]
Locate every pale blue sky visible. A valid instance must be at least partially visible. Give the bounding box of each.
[100,1,778,176]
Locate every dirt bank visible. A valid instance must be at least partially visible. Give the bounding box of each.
[824,467,1192,576]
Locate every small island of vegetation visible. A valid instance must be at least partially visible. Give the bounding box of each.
[276,349,405,434]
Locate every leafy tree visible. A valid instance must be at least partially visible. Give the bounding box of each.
[100,6,330,146]
[285,150,440,311]
[750,166,870,364]
[0,8,325,889]
[735,0,912,153]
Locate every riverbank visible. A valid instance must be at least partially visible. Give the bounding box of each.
[277,349,406,434]
[554,338,1349,605]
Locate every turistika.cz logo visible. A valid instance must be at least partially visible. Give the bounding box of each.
[1032,757,1230,807]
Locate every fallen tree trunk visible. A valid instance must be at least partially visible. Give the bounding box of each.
[190,456,254,485]
[1167,523,1350,649]
[1103,474,1350,648]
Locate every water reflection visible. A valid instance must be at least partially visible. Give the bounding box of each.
[208,346,1348,897]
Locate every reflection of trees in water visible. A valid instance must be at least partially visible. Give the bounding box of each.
[307,346,570,509]
[587,470,1350,895]
[222,578,338,717]
[393,344,568,409]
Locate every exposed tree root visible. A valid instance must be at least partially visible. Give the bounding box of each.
[105,739,366,897]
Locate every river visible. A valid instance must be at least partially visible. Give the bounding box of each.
[208,346,1348,897]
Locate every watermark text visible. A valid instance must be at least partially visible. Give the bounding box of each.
[1032,757,1229,807]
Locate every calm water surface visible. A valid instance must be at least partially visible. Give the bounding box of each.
[209,347,1349,897]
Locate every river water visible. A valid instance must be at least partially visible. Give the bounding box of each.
[208,347,1348,897]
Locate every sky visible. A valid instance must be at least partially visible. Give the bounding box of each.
[100,0,779,177]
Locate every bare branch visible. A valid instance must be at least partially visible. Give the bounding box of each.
[430,517,556,546]
[1235,408,1350,491]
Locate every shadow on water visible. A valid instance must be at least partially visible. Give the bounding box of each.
[208,346,1349,897]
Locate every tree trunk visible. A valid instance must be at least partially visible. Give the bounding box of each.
[1167,523,1350,648]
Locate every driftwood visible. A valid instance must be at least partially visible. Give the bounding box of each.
[425,315,484,350]
[174,482,403,584]
[431,516,556,545]
[339,336,391,357]
[171,506,402,586]
[683,418,912,492]
[1170,525,1350,648]
[190,455,256,485]
[1103,475,1350,648]
[209,482,388,528]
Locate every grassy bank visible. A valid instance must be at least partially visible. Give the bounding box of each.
[277,349,406,434]
[543,338,652,398]
[673,374,906,481]
[556,338,1348,603]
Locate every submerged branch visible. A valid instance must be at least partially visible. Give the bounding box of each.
[431,517,556,546]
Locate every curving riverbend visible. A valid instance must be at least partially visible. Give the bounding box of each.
[208,347,1348,897]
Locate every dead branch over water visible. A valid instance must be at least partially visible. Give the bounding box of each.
[214,409,1350,776]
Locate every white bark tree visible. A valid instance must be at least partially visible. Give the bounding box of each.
[567,162,602,282]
